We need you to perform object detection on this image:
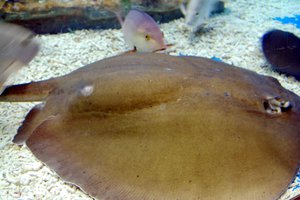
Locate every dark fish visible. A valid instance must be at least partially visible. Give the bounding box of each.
[292,194,300,200]
[1,53,299,200]
[262,29,300,80]
[0,22,39,94]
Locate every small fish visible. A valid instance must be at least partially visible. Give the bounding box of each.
[116,9,167,52]
[180,0,218,32]
[0,22,39,94]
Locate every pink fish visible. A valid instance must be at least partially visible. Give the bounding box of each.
[117,9,167,52]
[0,22,39,94]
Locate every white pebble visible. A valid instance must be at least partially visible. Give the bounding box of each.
[22,162,43,171]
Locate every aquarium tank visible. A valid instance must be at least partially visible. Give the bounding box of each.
[0,0,299,200]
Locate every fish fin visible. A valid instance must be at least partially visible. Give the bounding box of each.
[13,104,58,145]
[0,23,39,94]
[13,104,44,145]
[152,43,174,53]
[115,10,125,26]
[166,43,174,47]
[0,79,57,102]
[180,3,187,16]
[119,47,137,55]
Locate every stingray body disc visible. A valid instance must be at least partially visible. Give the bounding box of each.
[11,53,300,200]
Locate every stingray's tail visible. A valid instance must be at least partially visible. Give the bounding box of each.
[0,79,57,102]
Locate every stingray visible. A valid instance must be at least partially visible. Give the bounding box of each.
[1,53,300,200]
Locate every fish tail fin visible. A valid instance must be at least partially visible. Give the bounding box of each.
[0,80,57,102]
[103,1,126,27]
[113,10,125,26]
[180,2,187,16]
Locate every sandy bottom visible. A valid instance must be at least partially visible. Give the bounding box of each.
[1,0,300,199]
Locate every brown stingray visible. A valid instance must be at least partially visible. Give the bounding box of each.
[1,53,300,200]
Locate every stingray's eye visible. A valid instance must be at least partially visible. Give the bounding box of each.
[145,34,151,41]
[195,12,199,16]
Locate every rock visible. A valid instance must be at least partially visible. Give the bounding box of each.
[0,0,225,34]
[0,0,180,34]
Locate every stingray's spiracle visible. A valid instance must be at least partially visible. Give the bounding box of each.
[263,96,292,114]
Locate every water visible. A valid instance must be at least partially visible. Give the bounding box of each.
[0,0,299,199]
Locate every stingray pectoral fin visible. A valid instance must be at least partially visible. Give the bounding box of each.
[13,104,44,144]
[13,103,57,145]
[0,79,58,102]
